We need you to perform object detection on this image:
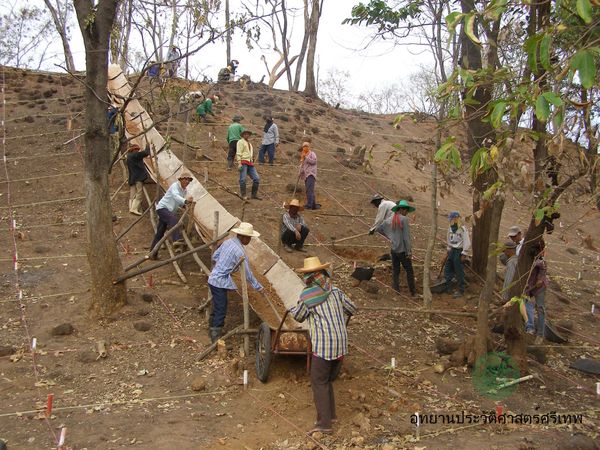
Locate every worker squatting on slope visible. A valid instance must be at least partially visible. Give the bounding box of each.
[281,199,309,253]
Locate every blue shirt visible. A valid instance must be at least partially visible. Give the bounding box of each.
[156,181,186,212]
[208,237,263,291]
[290,287,357,360]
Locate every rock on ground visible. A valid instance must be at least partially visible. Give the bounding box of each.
[51,323,74,336]
[133,321,152,332]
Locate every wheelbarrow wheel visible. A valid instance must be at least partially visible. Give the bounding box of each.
[255,322,272,383]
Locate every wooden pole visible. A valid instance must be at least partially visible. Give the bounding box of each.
[116,203,154,241]
[361,305,477,318]
[331,231,370,244]
[197,325,243,360]
[239,258,250,356]
[123,208,189,271]
[204,166,208,183]
[113,232,227,284]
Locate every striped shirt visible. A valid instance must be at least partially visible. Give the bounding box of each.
[208,237,263,291]
[290,287,357,360]
[281,211,305,234]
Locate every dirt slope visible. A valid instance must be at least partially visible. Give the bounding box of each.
[0,66,598,450]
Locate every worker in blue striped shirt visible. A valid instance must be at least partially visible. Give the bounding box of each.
[290,257,357,435]
[207,222,263,342]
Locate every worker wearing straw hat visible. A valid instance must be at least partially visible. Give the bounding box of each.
[207,222,263,342]
[290,257,357,435]
[281,199,309,252]
[375,199,417,297]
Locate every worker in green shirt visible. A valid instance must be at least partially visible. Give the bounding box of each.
[226,115,244,170]
[196,95,218,122]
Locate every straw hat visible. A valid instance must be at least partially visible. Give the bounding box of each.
[507,225,522,237]
[392,199,416,213]
[285,199,304,211]
[241,129,253,136]
[232,222,260,237]
[296,256,331,273]
[178,171,193,180]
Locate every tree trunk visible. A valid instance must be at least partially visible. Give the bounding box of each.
[474,196,504,363]
[225,0,231,64]
[293,0,310,91]
[119,0,134,72]
[280,0,293,90]
[303,0,322,98]
[460,0,495,278]
[74,0,127,317]
[43,0,76,72]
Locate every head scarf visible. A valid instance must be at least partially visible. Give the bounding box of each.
[299,270,332,308]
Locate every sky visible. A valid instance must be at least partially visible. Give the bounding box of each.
[17,0,432,100]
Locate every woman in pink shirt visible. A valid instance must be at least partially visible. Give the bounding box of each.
[298,141,320,210]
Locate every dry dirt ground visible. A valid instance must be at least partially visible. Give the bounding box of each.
[0,67,599,450]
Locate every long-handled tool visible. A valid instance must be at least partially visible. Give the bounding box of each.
[331,231,370,245]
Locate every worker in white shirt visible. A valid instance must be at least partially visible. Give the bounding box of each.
[368,194,396,236]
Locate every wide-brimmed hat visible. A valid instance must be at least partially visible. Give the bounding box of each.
[232,222,260,237]
[507,225,522,237]
[448,211,460,220]
[285,199,304,211]
[241,129,253,136]
[503,241,518,250]
[370,194,384,205]
[296,256,331,274]
[178,171,193,181]
[392,199,416,213]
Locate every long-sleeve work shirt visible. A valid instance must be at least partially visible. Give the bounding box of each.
[282,212,305,234]
[290,287,357,360]
[370,200,396,232]
[447,225,471,255]
[376,214,412,255]
[262,123,279,145]
[299,150,317,180]
[156,181,186,213]
[502,255,519,301]
[208,237,263,291]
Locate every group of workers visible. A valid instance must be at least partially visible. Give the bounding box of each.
[123,70,550,434]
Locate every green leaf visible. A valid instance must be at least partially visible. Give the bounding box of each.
[485,0,508,21]
[434,148,448,162]
[490,101,507,129]
[540,34,552,71]
[524,35,541,74]
[534,208,545,226]
[541,92,563,107]
[464,97,481,106]
[553,107,564,129]
[570,50,596,89]
[446,12,464,34]
[535,95,550,122]
[450,148,462,169]
[464,13,481,45]
[576,0,592,24]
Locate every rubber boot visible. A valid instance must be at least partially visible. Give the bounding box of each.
[209,327,223,343]
[130,199,142,216]
[251,182,262,200]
